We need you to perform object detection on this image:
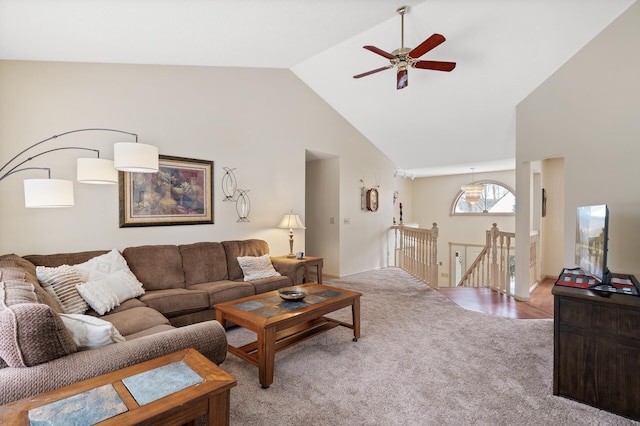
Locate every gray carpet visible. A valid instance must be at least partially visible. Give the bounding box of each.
[223,267,637,425]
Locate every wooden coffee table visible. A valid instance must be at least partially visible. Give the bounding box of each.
[215,283,361,388]
[0,349,236,426]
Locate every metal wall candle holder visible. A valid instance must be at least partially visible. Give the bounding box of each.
[221,167,237,201]
[235,189,250,222]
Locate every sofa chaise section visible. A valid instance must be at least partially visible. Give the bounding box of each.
[0,321,226,405]
[0,252,227,405]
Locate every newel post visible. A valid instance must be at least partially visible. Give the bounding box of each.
[490,223,499,289]
[399,224,405,268]
[430,223,439,288]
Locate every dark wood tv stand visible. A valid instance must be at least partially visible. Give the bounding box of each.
[552,284,640,420]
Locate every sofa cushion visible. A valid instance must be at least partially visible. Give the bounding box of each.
[222,239,270,281]
[103,297,147,314]
[124,324,176,340]
[0,270,38,368]
[0,254,62,313]
[59,314,126,350]
[122,245,185,290]
[100,306,171,337]
[139,288,209,317]
[0,274,37,308]
[249,275,294,294]
[24,250,109,268]
[167,310,217,328]
[187,280,255,306]
[35,265,89,314]
[179,242,229,284]
[0,303,77,367]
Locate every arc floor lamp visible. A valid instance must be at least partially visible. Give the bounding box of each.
[0,128,159,208]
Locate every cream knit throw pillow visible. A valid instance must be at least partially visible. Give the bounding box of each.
[237,254,281,282]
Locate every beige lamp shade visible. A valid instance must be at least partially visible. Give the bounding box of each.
[23,179,74,208]
[277,213,306,230]
[113,142,159,173]
[77,158,118,184]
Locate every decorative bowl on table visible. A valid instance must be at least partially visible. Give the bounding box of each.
[278,286,308,301]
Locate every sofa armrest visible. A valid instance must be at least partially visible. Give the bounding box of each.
[271,257,307,285]
[0,320,227,405]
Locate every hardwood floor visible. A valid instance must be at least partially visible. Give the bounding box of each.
[436,277,555,319]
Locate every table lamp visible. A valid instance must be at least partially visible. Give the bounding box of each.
[277,211,306,257]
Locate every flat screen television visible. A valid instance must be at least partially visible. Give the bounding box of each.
[575,204,610,284]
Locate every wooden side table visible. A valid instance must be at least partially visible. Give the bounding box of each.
[301,256,324,283]
[273,256,324,283]
[0,349,236,426]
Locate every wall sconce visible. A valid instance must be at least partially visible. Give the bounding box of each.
[235,189,251,222]
[277,211,306,257]
[0,128,159,208]
[461,168,484,205]
[221,167,237,201]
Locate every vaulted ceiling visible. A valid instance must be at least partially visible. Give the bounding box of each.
[0,0,635,177]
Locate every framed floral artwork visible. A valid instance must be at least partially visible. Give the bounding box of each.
[119,155,213,227]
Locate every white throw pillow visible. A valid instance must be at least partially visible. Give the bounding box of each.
[73,249,129,282]
[36,265,90,314]
[237,254,281,282]
[59,313,125,350]
[75,269,145,315]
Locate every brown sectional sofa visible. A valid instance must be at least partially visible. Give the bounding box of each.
[0,239,306,405]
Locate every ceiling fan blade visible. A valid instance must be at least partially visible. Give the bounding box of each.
[363,45,396,60]
[397,68,408,90]
[408,34,446,59]
[413,60,457,72]
[353,65,393,79]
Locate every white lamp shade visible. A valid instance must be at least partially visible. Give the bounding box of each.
[77,158,118,184]
[113,142,159,173]
[277,213,306,230]
[24,179,74,208]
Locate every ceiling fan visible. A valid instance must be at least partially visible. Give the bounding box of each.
[353,5,456,90]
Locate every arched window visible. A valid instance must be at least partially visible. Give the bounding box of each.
[452,181,515,215]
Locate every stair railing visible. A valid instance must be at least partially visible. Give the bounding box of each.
[392,223,439,287]
[458,223,516,295]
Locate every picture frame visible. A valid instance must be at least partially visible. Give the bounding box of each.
[119,155,214,227]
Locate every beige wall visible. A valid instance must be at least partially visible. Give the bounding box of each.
[411,170,516,287]
[0,60,395,276]
[516,1,640,290]
[540,158,565,278]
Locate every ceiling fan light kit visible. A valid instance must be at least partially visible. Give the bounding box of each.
[354,5,456,90]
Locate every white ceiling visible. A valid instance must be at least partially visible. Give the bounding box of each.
[0,0,635,177]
